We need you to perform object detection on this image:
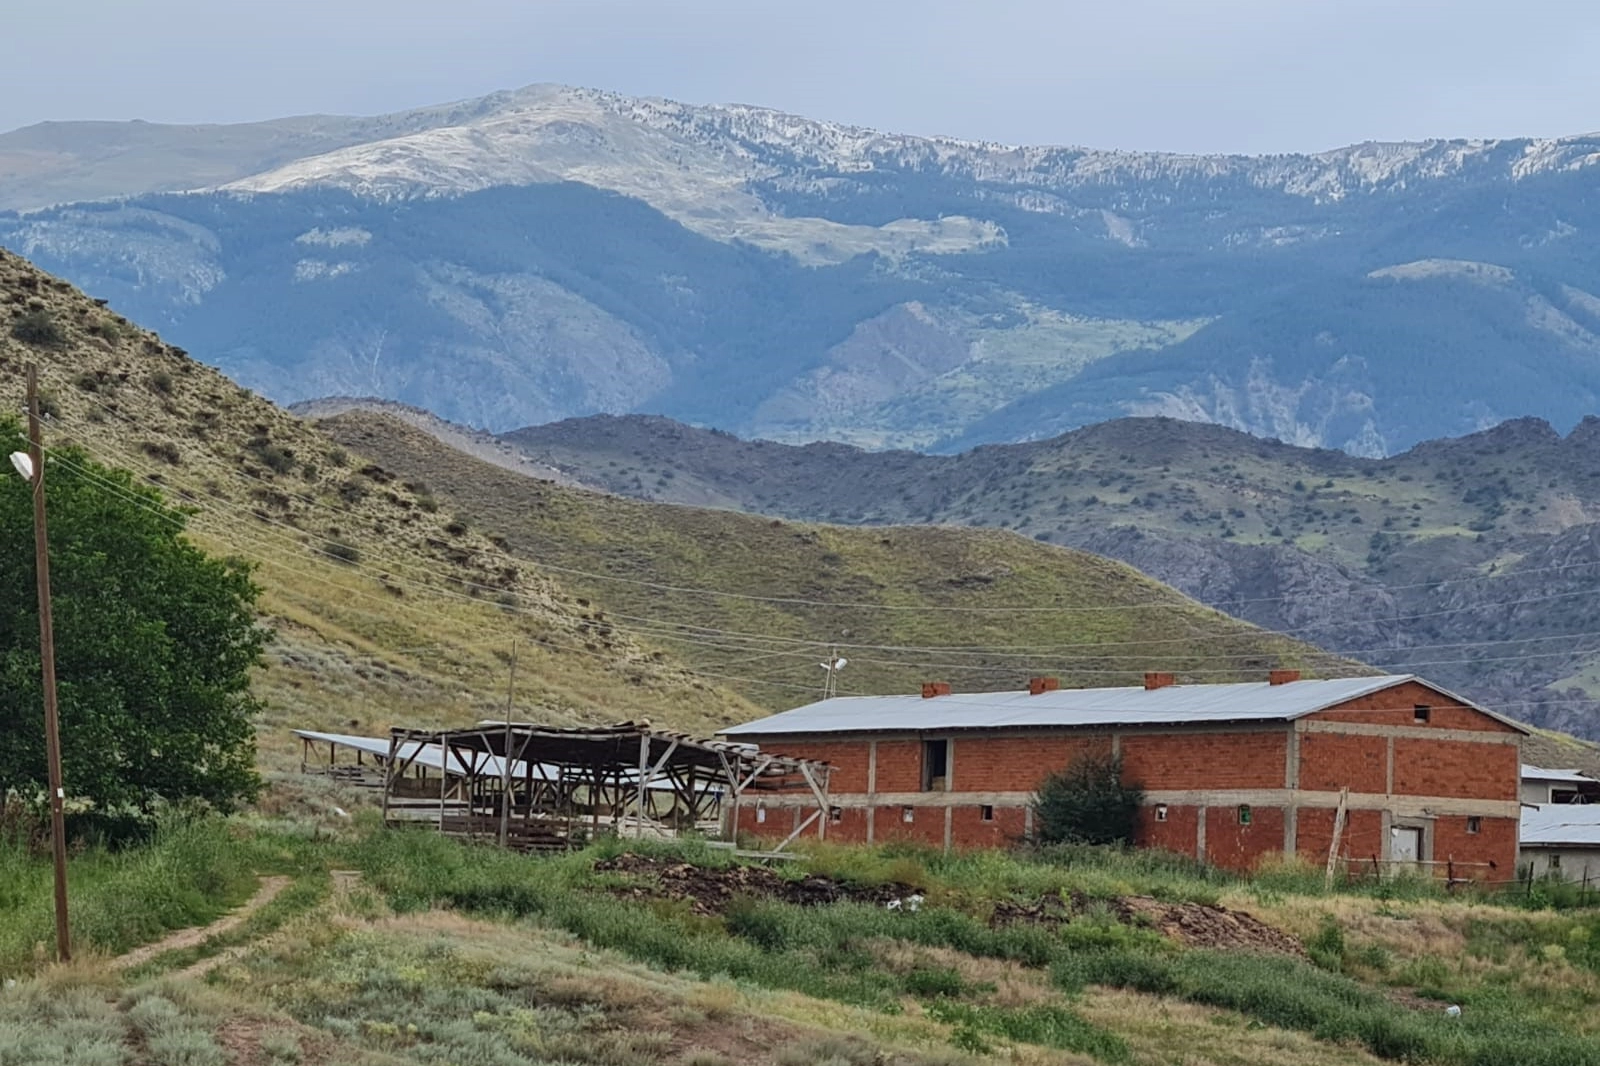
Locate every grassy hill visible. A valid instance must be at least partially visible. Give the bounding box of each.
[316,410,1353,706]
[0,247,761,764]
[501,412,1600,736]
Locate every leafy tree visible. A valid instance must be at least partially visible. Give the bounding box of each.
[1032,753,1144,846]
[0,423,265,823]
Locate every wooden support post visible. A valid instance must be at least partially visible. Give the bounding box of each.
[774,809,825,853]
[380,731,398,827]
[498,641,517,848]
[1325,786,1350,890]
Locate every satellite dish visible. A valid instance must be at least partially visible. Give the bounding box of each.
[8,452,33,482]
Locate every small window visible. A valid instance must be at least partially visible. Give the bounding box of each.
[1155,804,1169,823]
[1551,854,1563,870]
[902,806,915,824]
[1413,704,1431,724]
[829,806,842,824]
[756,807,767,824]
[980,804,995,822]
[1466,816,1481,834]
[922,739,950,791]
[1238,804,1252,826]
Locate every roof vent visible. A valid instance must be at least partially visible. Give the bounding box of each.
[921,682,952,699]
[1269,669,1301,686]
[1028,676,1060,696]
[1143,672,1175,691]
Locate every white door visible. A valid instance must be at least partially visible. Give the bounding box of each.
[1391,826,1423,866]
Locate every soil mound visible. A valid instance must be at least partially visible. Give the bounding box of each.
[593,853,913,915]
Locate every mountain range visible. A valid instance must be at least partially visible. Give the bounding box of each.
[5,84,1600,453]
[472,407,1600,739]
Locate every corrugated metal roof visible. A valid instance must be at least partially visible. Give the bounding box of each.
[291,729,688,791]
[1522,804,1600,847]
[1521,765,1596,784]
[723,675,1523,736]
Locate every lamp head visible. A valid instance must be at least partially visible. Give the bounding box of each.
[8,452,33,482]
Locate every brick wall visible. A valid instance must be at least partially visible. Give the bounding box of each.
[950,805,1027,849]
[1138,802,1200,857]
[951,735,1113,792]
[1121,730,1287,790]
[1299,732,1387,793]
[1203,803,1285,871]
[873,803,946,847]
[874,740,924,793]
[1296,807,1386,870]
[1311,680,1518,733]
[1393,737,1518,801]
[1434,814,1517,875]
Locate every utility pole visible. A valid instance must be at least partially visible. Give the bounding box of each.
[24,364,70,962]
[498,639,517,848]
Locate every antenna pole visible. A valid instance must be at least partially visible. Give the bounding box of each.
[25,364,70,962]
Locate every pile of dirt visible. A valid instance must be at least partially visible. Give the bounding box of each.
[593,854,914,915]
[1113,896,1308,958]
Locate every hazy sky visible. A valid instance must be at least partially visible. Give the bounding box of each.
[10,0,1600,154]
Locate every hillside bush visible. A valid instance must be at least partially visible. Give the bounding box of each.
[1032,753,1143,846]
[8,310,64,347]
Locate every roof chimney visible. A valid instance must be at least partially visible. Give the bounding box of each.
[1269,669,1301,686]
[1028,676,1060,696]
[921,681,952,699]
[1143,672,1176,691]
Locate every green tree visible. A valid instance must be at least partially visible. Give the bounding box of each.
[1032,753,1144,846]
[0,423,265,823]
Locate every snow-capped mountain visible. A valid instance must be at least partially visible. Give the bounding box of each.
[4,84,1600,450]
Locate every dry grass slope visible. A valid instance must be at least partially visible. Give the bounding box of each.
[319,411,1359,709]
[0,248,758,767]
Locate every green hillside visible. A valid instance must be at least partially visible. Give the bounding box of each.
[320,411,1353,707]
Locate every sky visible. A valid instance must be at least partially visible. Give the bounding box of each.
[9,0,1600,154]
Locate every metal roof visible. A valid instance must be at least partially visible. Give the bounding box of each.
[1521,765,1595,784]
[292,729,686,792]
[722,675,1526,737]
[1522,804,1600,848]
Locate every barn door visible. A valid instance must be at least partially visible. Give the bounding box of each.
[1390,826,1423,867]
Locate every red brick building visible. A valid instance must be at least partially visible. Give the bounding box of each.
[721,673,1525,876]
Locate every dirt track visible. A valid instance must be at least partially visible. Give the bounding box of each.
[112,875,291,972]
[593,854,1306,958]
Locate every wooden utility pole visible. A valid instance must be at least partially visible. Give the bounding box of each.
[1324,786,1350,891]
[498,640,517,847]
[24,364,70,961]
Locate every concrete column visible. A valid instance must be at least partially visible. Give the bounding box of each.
[943,806,954,854]
[1385,736,1396,795]
[1196,805,1208,863]
[866,741,878,844]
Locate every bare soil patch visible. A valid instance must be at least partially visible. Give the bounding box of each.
[594,853,913,914]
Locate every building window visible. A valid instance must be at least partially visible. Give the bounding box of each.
[1467,816,1481,834]
[1155,804,1169,823]
[902,806,915,824]
[1238,804,1252,826]
[980,804,995,822]
[829,806,842,824]
[756,807,767,824]
[922,739,950,791]
[1551,854,1563,870]
[1413,704,1431,724]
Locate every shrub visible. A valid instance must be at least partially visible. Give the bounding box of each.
[9,310,64,347]
[1032,753,1143,846]
[323,540,362,565]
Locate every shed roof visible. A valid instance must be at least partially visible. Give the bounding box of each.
[721,674,1527,737]
[1522,804,1600,848]
[1521,765,1595,784]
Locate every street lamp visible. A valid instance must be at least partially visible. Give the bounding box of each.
[13,363,70,962]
